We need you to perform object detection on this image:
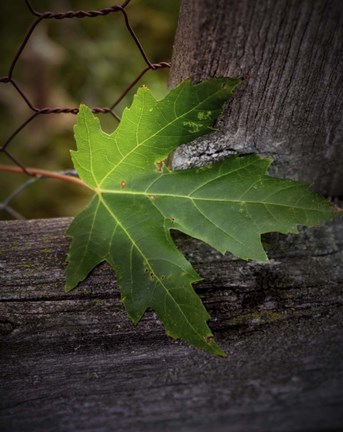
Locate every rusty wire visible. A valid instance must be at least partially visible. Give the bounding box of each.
[0,0,171,217]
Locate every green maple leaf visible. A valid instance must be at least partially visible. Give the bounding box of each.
[65,78,340,356]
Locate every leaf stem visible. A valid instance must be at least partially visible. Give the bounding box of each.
[0,164,92,190]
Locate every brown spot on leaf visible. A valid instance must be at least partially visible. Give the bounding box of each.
[155,161,164,172]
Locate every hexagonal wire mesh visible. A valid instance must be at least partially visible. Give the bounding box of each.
[0,0,177,219]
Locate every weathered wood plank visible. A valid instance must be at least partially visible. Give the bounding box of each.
[169,0,343,196]
[0,217,343,431]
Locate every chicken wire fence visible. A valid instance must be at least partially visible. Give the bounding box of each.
[0,0,175,219]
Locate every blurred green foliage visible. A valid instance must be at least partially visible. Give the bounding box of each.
[0,0,180,219]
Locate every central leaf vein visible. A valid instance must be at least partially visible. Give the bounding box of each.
[98,193,207,339]
[98,88,227,188]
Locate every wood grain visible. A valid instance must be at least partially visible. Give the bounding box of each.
[169,0,343,196]
[1,217,342,431]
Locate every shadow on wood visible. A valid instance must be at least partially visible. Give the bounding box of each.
[0,217,342,431]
